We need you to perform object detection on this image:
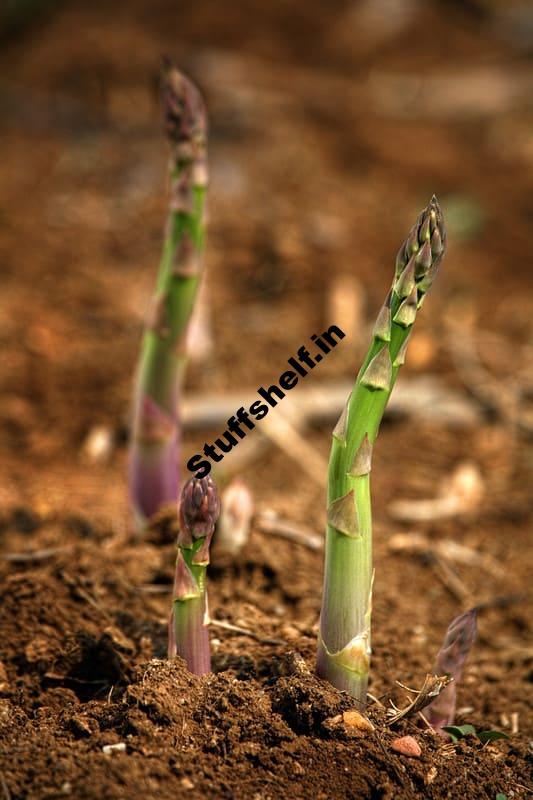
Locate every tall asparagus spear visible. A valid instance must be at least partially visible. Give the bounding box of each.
[317,197,447,701]
[169,475,220,674]
[129,61,208,529]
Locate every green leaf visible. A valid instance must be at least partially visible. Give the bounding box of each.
[495,794,507,800]
[442,724,477,742]
[477,730,510,744]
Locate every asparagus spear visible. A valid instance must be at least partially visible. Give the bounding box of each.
[169,475,220,674]
[426,608,477,732]
[317,197,447,701]
[214,479,254,557]
[129,60,208,529]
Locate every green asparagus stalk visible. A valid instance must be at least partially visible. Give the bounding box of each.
[317,196,447,701]
[129,60,208,529]
[168,475,220,674]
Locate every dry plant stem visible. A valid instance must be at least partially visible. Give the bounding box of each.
[317,197,446,700]
[256,510,324,551]
[387,674,453,724]
[169,476,220,674]
[181,379,479,431]
[129,63,208,529]
[210,619,284,646]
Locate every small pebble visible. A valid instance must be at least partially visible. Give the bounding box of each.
[342,710,375,733]
[102,742,126,755]
[82,425,114,464]
[181,778,194,790]
[391,735,422,758]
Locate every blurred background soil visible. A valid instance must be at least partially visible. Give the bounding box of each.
[0,0,532,798]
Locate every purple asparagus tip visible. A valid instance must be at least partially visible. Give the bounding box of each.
[161,58,207,146]
[178,476,220,548]
[395,195,447,294]
[426,608,477,732]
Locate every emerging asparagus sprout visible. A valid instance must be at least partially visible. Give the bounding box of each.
[129,61,208,530]
[317,196,447,701]
[426,608,477,732]
[214,479,254,558]
[168,475,221,674]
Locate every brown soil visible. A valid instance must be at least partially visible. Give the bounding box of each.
[0,1,532,798]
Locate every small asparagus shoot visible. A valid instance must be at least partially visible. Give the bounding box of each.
[426,608,477,732]
[129,60,208,529]
[169,475,220,674]
[214,479,254,557]
[317,196,447,701]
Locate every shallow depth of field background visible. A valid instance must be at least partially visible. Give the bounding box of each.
[0,1,532,794]
[1,0,532,516]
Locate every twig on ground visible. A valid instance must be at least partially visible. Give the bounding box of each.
[255,510,324,551]
[139,584,171,594]
[388,461,484,522]
[366,692,386,709]
[387,674,453,724]
[213,436,271,479]
[2,545,73,562]
[260,411,328,486]
[428,553,473,603]
[210,619,285,646]
[186,379,479,478]
[511,783,532,796]
[181,377,481,431]
[389,532,504,578]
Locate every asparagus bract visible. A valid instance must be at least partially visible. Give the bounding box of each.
[169,475,220,674]
[317,197,446,701]
[129,61,208,529]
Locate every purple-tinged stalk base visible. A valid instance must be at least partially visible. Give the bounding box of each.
[170,596,211,675]
[129,395,179,523]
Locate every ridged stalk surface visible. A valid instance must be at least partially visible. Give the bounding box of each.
[317,197,447,700]
[129,63,208,528]
[169,476,220,674]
